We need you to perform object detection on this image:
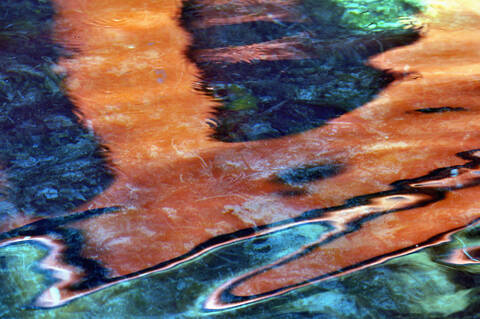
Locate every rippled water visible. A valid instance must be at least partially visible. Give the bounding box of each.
[1,0,480,318]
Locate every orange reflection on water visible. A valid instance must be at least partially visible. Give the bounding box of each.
[47,0,480,303]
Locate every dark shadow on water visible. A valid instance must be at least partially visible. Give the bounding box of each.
[181,0,422,142]
[0,0,113,216]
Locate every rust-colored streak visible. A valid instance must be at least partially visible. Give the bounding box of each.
[41,0,480,303]
[192,35,314,63]
[185,0,303,29]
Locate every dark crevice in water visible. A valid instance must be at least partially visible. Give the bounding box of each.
[276,189,309,197]
[273,163,343,186]
[414,106,468,113]
[0,0,114,217]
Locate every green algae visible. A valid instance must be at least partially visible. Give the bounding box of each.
[334,0,424,33]
[208,84,259,111]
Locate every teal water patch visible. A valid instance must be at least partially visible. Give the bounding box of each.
[0,244,49,318]
[0,223,330,318]
[2,222,479,318]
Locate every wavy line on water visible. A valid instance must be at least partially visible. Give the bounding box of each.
[2,150,480,309]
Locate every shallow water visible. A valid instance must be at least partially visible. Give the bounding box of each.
[1,0,480,318]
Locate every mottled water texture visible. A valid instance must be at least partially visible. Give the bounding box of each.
[2,0,480,318]
[0,0,113,219]
[183,0,421,141]
[1,221,480,318]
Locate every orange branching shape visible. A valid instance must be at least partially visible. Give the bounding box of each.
[0,0,476,309]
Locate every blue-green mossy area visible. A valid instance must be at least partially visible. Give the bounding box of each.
[1,221,480,318]
[3,0,480,318]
